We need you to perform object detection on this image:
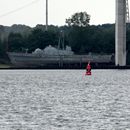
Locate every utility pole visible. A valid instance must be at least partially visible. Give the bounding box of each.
[46,0,48,31]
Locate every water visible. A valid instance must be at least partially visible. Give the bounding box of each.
[0,69,130,130]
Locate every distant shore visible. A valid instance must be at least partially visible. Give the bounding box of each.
[0,63,130,69]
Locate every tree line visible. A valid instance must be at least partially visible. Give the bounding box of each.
[3,24,115,54]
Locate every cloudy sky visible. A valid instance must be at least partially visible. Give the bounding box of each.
[0,0,116,27]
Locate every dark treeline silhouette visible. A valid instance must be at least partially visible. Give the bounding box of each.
[0,23,130,64]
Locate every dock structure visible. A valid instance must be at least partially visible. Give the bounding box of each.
[115,0,127,66]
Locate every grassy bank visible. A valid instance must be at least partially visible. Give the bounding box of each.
[0,64,11,68]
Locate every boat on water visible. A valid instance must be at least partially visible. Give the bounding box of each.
[7,45,114,68]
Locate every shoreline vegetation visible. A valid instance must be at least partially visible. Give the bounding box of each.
[0,63,11,68]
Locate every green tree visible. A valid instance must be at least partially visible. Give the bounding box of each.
[8,33,25,52]
[0,40,5,57]
[66,12,90,27]
[27,28,59,52]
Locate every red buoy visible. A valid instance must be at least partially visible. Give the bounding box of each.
[85,61,91,75]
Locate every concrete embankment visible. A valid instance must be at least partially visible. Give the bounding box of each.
[1,64,130,69]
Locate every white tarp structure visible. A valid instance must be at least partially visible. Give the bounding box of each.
[32,45,74,56]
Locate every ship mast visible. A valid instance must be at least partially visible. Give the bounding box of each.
[46,0,48,31]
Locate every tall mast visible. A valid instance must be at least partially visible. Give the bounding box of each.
[46,0,48,31]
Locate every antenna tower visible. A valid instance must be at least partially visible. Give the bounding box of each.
[58,31,65,50]
[46,0,48,31]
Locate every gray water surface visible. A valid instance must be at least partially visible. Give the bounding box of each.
[0,69,130,130]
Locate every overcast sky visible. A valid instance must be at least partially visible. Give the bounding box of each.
[0,0,116,27]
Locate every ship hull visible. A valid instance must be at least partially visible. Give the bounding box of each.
[7,52,113,68]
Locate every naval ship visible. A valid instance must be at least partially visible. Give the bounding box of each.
[7,44,114,68]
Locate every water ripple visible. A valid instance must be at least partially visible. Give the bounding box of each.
[0,69,130,130]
